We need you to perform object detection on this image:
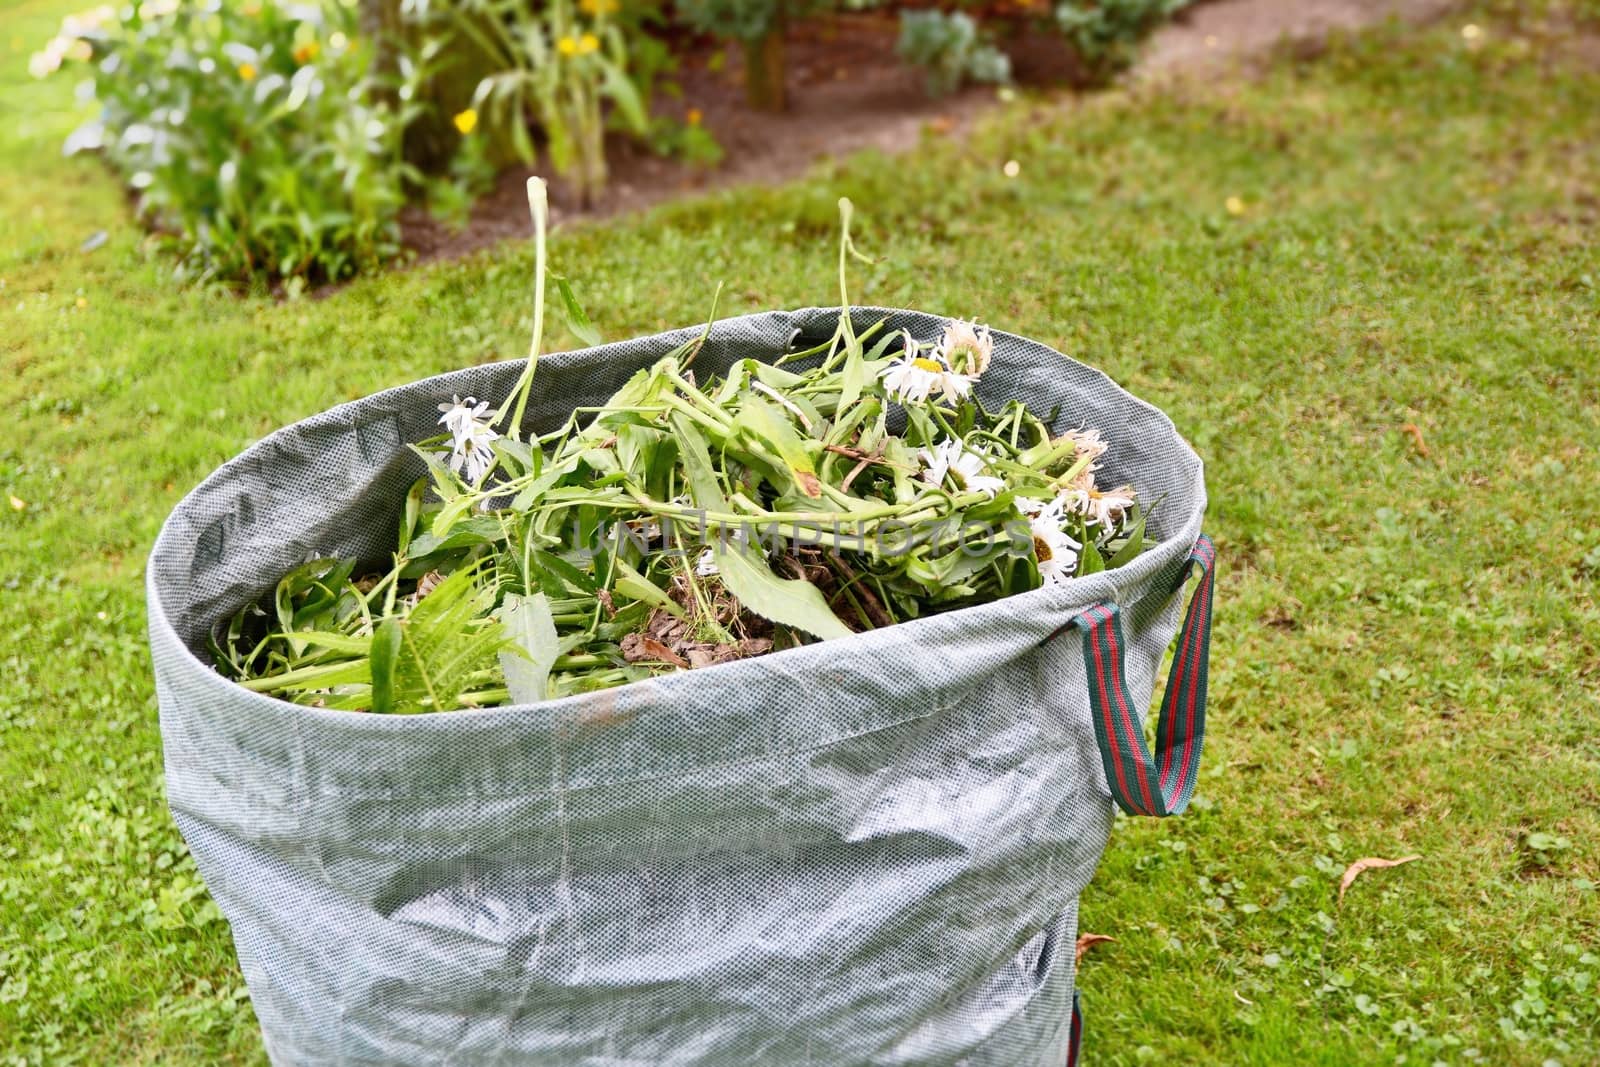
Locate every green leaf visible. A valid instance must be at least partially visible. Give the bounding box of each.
[289,631,373,656]
[1105,507,1149,570]
[431,492,481,542]
[388,567,506,713]
[498,592,560,705]
[1078,539,1106,577]
[408,515,505,558]
[671,412,729,512]
[600,61,649,133]
[552,273,601,348]
[398,478,426,557]
[532,548,597,595]
[733,393,822,498]
[838,334,870,415]
[369,618,401,714]
[612,556,686,619]
[711,544,852,641]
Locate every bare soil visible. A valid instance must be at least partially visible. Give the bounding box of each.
[401,0,1462,264]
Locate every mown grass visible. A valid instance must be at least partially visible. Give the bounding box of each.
[3,2,1599,1063]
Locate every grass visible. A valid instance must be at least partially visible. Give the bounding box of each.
[3,1,1599,1063]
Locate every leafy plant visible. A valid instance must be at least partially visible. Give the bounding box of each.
[674,0,821,110]
[427,0,649,204]
[1054,0,1192,80]
[38,0,425,288]
[648,110,725,168]
[897,9,1012,97]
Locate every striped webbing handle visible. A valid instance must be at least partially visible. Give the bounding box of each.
[1062,535,1216,818]
[1065,992,1083,1066]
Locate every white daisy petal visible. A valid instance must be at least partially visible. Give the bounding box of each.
[880,333,947,404]
[437,394,500,485]
[1030,514,1082,585]
[919,438,1005,497]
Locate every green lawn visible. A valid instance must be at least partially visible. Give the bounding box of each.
[3,1,1599,1063]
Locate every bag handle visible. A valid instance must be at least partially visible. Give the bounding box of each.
[1057,534,1215,817]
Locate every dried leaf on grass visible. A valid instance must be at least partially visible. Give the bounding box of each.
[1400,423,1430,458]
[1338,854,1421,905]
[1075,934,1116,964]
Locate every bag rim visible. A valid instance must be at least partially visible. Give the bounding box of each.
[148,305,1207,731]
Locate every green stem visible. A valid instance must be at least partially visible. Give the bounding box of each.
[502,177,549,440]
[236,659,362,692]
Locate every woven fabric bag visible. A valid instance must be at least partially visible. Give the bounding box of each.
[148,307,1213,1066]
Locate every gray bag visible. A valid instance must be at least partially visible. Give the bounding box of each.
[148,307,1213,1067]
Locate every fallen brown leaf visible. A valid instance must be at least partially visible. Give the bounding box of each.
[1075,934,1116,964]
[1338,854,1421,905]
[1400,423,1430,458]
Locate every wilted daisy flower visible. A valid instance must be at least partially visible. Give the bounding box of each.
[694,548,719,577]
[1063,427,1108,466]
[1087,485,1135,528]
[1062,483,1136,528]
[938,319,993,377]
[438,394,490,434]
[880,333,946,403]
[437,395,499,484]
[933,363,976,403]
[919,438,1005,497]
[1015,495,1061,520]
[1030,514,1082,585]
[452,428,497,485]
[881,332,976,405]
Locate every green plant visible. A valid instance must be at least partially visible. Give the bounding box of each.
[648,110,726,167]
[674,0,820,111]
[433,0,648,204]
[1053,0,1191,79]
[37,0,424,287]
[897,9,1012,97]
[422,106,498,229]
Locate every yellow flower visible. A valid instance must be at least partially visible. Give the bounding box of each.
[293,40,319,64]
[1225,195,1245,216]
[7,495,25,512]
[686,107,702,127]
[578,32,599,54]
[238,62,257,81]
[452,108,478,136]
[557,35,579,56]
[580,0,619,13]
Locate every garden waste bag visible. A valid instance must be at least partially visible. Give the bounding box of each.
[148,307,1214,1066]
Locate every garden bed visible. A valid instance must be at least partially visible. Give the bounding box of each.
[403,0,1459,266]
[31,0,1460,290]
[402,10,1033,263]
